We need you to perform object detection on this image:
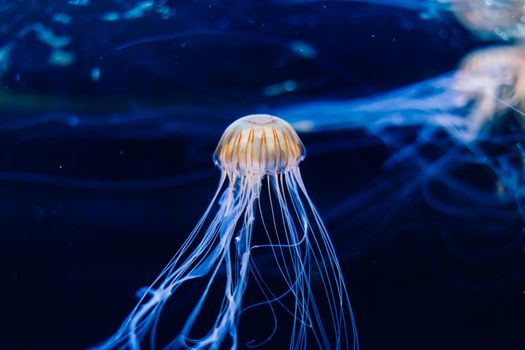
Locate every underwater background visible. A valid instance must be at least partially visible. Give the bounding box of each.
[2,1,525,349]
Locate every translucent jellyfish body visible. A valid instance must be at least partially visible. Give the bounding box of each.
[451,0,525,40]
[268,45,525,254]
[93,114,358,350]
[453,45,525,140]
[278,44,525,144]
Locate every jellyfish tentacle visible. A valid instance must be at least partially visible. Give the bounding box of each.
[265,175,306,301]
[291,168,359,350]
[94,176,252,349]
[94,178,225,349]
[268,173,313,349]
[158,172,260,350]
[274,172,333,349]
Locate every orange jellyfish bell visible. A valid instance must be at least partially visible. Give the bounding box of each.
[214,114,305,175]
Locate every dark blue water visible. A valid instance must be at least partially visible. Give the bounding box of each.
[1,1,524,349]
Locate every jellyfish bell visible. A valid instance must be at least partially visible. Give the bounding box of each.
[452,45,525,140]
[454,45,525,112]
[214,114,305,175]
[93,114,358,350]
[451,0,525,40]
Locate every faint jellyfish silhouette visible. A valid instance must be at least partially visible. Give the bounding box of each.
[270,44,525,260]
[452,45,525,141]
[451,0,525,40]
[93,114,358,350]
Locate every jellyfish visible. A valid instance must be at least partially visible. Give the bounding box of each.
[274,0,525,41]
[366,0,525,41]
[451,0,525,40]
[274,44,525,143]
[266,45,525,267]
[92,114,358,350]
[452,45,525,140]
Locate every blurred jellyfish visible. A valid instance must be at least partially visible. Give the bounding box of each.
[93,114,358,350]
[279,44,525,143]
[451,0,525,40]
[453,45,525,140]
[280,0,525,41]
[344,0,525,40]
[270,45,525,263]
[361,0,525,40]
